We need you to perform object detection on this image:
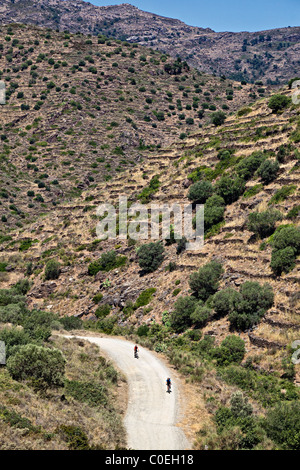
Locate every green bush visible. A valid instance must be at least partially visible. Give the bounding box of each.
[59,316,83,330]
[188,180,213,204]
[215,175,245,204]
[211,111,226,126]
[58,424,90,450]
[236,152,265,181]
[271,246,296,276]
[213,335,245,366]
[247,209,282,238]
[45,259,61,280]
[88,250,127,275]
[264,401,300,449]
[170,296,197,332]
[0,328,30,358]
[211,288,242,319]
[257,159,279,184]
[23,310,56,341]
[268,94,291,113]
[137,242,164,273]
[7,344,66,387]
[204,195,225,231]
[189,261,223,301]
[134,288,156,308]
[95,304,111,319]
[64,379,107,407]
[228,281,274,331]
[190,304,211,328]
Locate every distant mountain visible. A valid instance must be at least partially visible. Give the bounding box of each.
[1,0,299,84]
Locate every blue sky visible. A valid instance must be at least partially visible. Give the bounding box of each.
[85,0,300,32]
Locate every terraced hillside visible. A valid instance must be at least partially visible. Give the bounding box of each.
[1,86,299,360]
[0,62,299,448]
[0,23,266,231]
[1,0,300,84]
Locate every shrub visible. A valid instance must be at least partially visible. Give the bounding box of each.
[59,316,82,330]
[0,328,30,358]
[264,401,300,449]
[257,159,279,184]
[137,242,164,273]
[228,282,274,331]
[211,111,226,126]
[7,344,66,387]
[247,209,282,238]
[269,185,296,204]
[188,180,213,204]
[271,246,297,276]
[134,288,156,309]
[215,175,245,204]
[204,195,225,231]
[189,261,223,301]
[95,304,111,319]
[45,259,61,280]
[58,424,90,450]
[268,94,291,113]
[88,251,126,275]
[271,225,300,254]
[236,152,265,181]
[213,335,245,366]
[23,310,56,341]
[137,325,149,336]
[190,304,211,328]
[211,288,242,318]
[170,296,197,332]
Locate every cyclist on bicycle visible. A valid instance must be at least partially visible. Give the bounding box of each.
[134,345,139,358]
[166,377,171,393]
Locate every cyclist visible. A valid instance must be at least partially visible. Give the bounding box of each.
[166,377,172,393]
[134,345,139,358]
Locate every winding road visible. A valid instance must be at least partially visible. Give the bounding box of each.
[67,335,190,450]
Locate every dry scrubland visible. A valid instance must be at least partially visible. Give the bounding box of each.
[0,23,264,231]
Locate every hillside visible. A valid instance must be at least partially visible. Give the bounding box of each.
[0,23,266,231]
[0,81,299,449]
[1,0,300,84]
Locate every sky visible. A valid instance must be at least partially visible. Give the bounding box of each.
[85,0,300,32]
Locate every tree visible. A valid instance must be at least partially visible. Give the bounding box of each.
[264,401,300,449]
[45,259,61,280]
[211,111,226,126]
[247,209,282,238]
[137,242,165,273]
[257,159,279,184]
[188,180,213,204]
[215,175,245,204]
[213,335,245,366]
[211,288,242,318]
[271,246,296,276]
[7,344,66,387]
[268,94,291,113]
[204,195,225,230]
[170,296,197,332]
[190,304,211,328]
[228,281,274,331]
[189,261,223,301]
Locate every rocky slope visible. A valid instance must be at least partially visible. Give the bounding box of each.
[0,23,266,231]
[1,0,300,84]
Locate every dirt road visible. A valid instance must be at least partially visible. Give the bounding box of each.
[68,335,190,450]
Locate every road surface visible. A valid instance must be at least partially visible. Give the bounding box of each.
[66,335,190,450]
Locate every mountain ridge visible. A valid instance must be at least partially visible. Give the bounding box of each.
[1,0,299,83]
